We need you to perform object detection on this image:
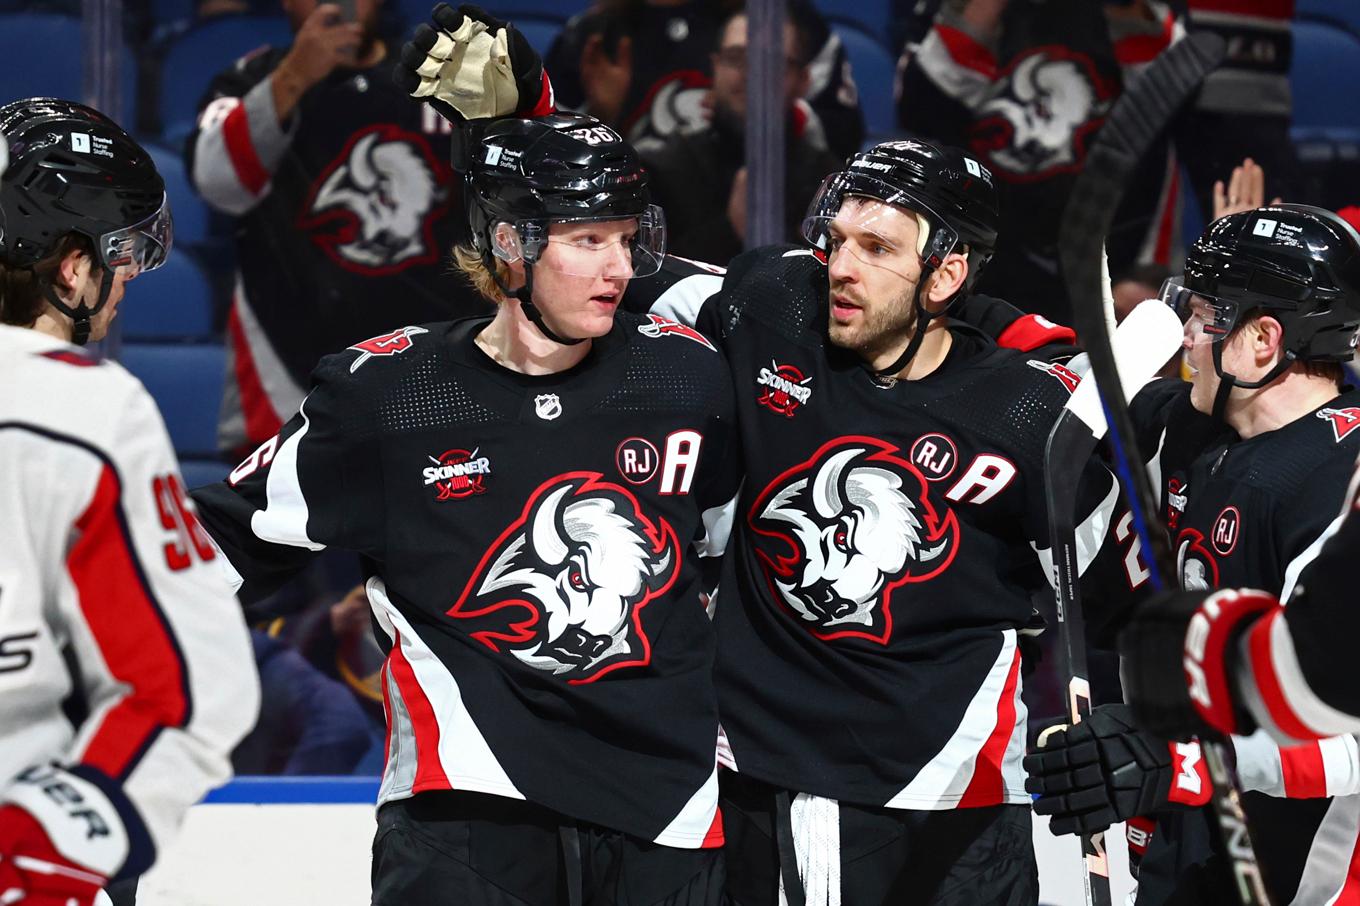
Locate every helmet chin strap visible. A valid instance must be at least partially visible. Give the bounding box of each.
[40,265,115,347]
[1208,340,1297,422]
[873,262,956,379]
[484,250,584,347]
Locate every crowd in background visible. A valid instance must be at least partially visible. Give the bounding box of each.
[0,0,1354,776]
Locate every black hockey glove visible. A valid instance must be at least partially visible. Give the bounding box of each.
[394,4,553,125]
[1118,587,1276,742]
[1025,703,1211,837]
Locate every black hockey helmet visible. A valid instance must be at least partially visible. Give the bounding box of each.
[461,113,664,344]
[1166,204,1360,363]
[0,98,170,343]
[1162,204,1360,418]
[803,138,1000,284]
[804,138,1000,378]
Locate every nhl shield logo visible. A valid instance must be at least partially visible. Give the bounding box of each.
[535,394,563,421]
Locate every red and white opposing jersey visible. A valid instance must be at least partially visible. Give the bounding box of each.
[0,324,258,882]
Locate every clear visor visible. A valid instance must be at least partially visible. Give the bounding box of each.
[801,173,952,281]
[98,195,173,277]
[493,205,667,279]
[1159,276,1243,344]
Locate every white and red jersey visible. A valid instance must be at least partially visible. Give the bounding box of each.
[0,324,258,882]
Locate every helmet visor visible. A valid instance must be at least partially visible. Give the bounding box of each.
[498,205,666,280]
[802,173,945,281]
[98,194,173,277]
[1159,276,1244,344]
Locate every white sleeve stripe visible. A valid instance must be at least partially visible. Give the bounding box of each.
[1075,471,1120,576]
[915,29,993,108]
[697,485,741,558]
[249,395,324,550]
[647,273,724,328]
[1279,506,1348,602]
[1263,611,1360,739]
[1320,735,1360,798]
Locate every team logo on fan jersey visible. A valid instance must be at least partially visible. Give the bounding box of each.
[299,124,452,274]
[757,362,813,417]
[624,70,710,149]
[348,325,428,372]
[749,437,960,643]
[1177,528,1220,591]
[447,473,680,682]
[972,48,1114,180]
[1166,475,1189,532]
[637,313,716,351]
[424,448,491,500]
[1317,407,1360,442]
[1027,359,1082,393]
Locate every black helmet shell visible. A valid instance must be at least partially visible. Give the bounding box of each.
[1185,204,1360,362]
[842,139,1000,259]
[0,97,164,267]
[464,113,650,256]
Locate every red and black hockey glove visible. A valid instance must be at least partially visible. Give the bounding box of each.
[394,3,554,125]
[1025,704,1211,837]
[1118,587,1278,741]
[0,803,108,906]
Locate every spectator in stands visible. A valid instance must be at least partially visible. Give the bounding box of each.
[185,0,496,458]
[896,0,1294,326]
[639,7,841,262]
[231,628,379,775]
[546,0,866,160]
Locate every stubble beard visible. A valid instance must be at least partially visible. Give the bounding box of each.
[827,283,920,367]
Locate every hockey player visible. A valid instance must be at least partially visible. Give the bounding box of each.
[1026,205,1360,905]
[186,1,554,455]
[398,13,1130,902]
[0,99,259,906]
[1119,451,1360,744]
[189,113,741,905]
[701,136,1136,906]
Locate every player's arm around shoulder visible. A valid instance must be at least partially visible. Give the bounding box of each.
[187,46,294,216]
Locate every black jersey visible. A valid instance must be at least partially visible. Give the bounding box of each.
[695,246,1129,810]
[191,312,739,848]
[1134,381,1360,905]
[186,46,485,453]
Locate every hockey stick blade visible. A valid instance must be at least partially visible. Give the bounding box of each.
[1057,30,1272,906]
[1044,300,1182,906]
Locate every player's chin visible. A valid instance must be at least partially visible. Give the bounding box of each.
[826,320,862,350]
[573,309,618,338]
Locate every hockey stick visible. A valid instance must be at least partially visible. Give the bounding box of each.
[1043,300,1184,906]
[1058,30,1272,906]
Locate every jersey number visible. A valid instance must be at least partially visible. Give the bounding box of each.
[154,474,217,571]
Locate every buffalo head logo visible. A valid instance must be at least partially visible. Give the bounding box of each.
[750,437,960,643]
[448,473,680,682]
[1176,528,1220,592]
[973,48,1113,180]
[300,125,450,273]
